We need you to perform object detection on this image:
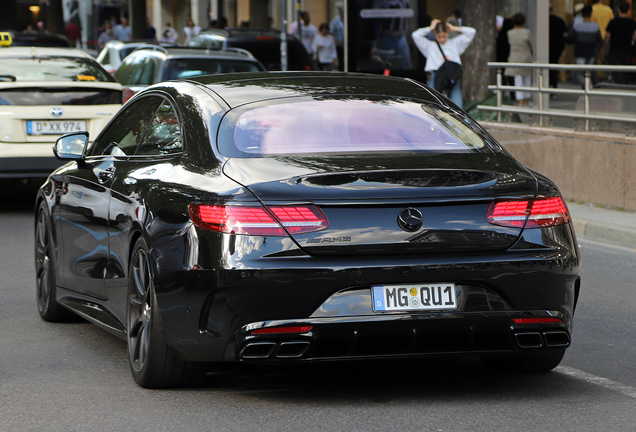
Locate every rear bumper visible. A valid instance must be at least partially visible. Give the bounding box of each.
[229,311,572,362]
[155,250,580,362]
[0,141,64,178]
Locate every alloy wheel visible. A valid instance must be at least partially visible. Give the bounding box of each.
[128,247,153,373]
[35,210,52,313]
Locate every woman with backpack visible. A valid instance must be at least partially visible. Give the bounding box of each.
[412,19,476,109]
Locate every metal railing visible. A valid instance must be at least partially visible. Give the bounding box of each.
[478,62,636,132]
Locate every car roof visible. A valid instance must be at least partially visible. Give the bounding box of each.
[104,40,177,49]
[0,46,94,59]
[187,72,440,108]
[131,45,258,60]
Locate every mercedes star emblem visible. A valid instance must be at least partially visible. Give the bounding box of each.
[397,207,423,232]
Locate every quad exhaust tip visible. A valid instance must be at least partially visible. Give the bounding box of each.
[240,341,311,359]
[515,331,570,349]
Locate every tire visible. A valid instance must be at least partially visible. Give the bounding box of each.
[482,349,566,373]
[126,238,207,388]
[35,203,76,322]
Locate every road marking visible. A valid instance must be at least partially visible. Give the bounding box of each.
[556,366,636,399]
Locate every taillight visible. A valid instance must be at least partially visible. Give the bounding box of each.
[122,87,136,103]
[252,326,312,334]
[189,204,328,236]
[487,197,571,228]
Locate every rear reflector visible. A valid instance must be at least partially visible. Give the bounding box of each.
[513,318,562,324]
[252,326,313,334]
[487,197,571,228]
[189,204,328,236]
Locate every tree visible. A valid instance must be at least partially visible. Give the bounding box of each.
[459,0,497,102]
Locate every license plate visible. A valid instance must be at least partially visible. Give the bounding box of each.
[372,283,457,312]
[27,120,87,136]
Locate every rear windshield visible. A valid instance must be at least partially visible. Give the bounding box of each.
[11,37,69,47]
[220,99,497,157]
[0,57,114,82]
[0,88,121,105]
[164,58,262,80]
[119,47,137,60]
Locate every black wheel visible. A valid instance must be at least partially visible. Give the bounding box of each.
[126,238,207,388]
[482,349,565,373]
[35,203,75,322]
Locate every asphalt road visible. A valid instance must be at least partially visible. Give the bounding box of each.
[1,182,635,432]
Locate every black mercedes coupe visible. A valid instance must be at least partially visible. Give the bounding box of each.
[35,72,581,388]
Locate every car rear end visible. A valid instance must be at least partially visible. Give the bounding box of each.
[164,94,580,367]
[0,48,122,178]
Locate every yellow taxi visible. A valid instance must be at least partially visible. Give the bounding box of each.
[0,35,122,179]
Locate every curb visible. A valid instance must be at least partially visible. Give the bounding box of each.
[572,218,636,249]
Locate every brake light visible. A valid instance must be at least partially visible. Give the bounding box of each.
[513,317,562,324]
[487,197,570,228]
[256,36,275,40]
[122,87,136,103]
[252,326,312,334]
[189,204,328,236]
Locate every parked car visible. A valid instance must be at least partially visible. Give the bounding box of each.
[37,72,580,388]
[186,28,313,71]
[95,40,178,75]
[114,45,265,101]
[0,44,122,179]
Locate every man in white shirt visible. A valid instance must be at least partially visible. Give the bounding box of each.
[114,17,131,41]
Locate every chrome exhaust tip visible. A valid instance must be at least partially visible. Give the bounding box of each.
[515,332,543,348]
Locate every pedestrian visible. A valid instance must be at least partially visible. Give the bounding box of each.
[182,18,201,45]
[146,17,156,40]
[293,11,318,57]
[505,13,533,107]
[97,20,116,49]
[549,6,567,90]
[590,0,614,40]
[114,17,131,42]
[311,23,337,71]
[64,20,81,48]
[329,7,344,71]
[573,3,585,25]
[496,15,515,99]
[567,6,602,88]
[601,1,636,84]
[411,19,476,109]
[446,9,462,27]
[160,22,178,43]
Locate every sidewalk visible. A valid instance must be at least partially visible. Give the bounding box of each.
[568,202,636,249]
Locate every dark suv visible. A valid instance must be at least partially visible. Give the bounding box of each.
[114,45,265,101]
[186,28,313,71]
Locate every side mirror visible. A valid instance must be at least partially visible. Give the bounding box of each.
[53,132,89,161]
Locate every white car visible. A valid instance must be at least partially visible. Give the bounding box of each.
[0,45,122,179]
[95,40,176,75]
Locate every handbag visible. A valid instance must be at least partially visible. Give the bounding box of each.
[433,38,463,93]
